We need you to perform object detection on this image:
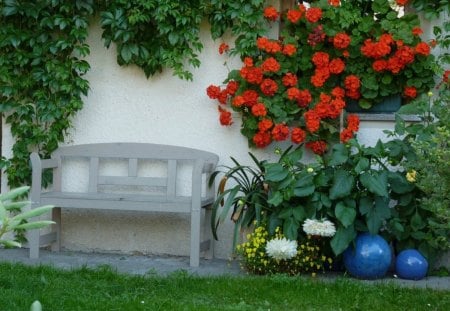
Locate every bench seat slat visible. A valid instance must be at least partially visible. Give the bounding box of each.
[39,192,213,213]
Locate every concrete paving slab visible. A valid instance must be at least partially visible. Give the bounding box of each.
[1,248,449,291]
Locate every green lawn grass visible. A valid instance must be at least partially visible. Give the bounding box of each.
[0,262,448,311]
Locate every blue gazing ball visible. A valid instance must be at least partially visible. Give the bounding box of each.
[395,249,428,280]
[343,233,392,279]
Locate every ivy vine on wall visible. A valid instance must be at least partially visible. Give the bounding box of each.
[0,0,267,188]
[0,0,93,188]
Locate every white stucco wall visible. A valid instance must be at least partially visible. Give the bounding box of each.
[1,19,407,260]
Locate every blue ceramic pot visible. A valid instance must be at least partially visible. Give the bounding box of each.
[343,233,392,279]
[395,249,428,280]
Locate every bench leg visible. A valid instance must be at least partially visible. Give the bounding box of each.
[28,228,40,259]
[204,206,214,260]
[190,209,201,267]
[51,207,61,252]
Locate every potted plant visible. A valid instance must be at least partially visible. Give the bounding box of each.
[207,0,435,151]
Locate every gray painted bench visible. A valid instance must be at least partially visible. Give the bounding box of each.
[28,143,219,267]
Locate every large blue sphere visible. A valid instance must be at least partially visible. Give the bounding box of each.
[395,249,428,280]
[343,233,392,279]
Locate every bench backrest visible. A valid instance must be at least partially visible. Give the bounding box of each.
[49,143,219,197]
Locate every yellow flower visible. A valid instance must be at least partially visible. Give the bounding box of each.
[307,167,314,173]
[427,91,433,97]
[406,170,417,183]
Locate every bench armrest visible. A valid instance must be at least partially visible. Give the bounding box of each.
[30,152,61,206]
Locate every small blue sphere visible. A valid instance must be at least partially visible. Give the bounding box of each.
[395,249,428,280]
[343,233,392,279]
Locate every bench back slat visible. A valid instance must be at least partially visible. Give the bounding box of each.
[98,176,167,187]
[88,157,99,193]
[167,160,177,198]
[52,143,218,161]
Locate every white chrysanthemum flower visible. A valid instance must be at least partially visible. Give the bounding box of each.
[265,237,298,260]
[303,218,336,237]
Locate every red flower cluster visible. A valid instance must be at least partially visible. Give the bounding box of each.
[207,1,435,153]
[333,33,351,49]
[218,43,229,55]
[328,0,340,6]
[286,4,306,23]
[263,6,279,21]
[403,86,417,99]
[218,106,232,126]
[395,0,408,5]
[340,114,360,143]
[306,141,328,155]
[362,34,430,78]
[344,75,361,100]
[257,37,282,54]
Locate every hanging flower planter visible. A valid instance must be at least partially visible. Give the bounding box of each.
[345,94,402,113]
[207,1,435,151]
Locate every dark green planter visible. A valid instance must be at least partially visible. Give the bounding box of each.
[346,95,402,113]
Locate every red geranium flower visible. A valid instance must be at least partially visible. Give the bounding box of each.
[282,44,297,56]
[304,110,321,133]
[218,107,232,126]
[253,131,271,148]
[251,103,267,117]
[403,86,417,99]
[328,0,340,7]
[306,141,327,155]
[264,6,279,21]
[329,58,345,74]
[291,127,306,144]
[206,85,221,99]
[282,73,298,87]
[226,80,239,96]
[372,60,387,72]
[261,57,281,73]
[286,9,303,23]
[260,79,278,96]
[242,90,259,107]
[218,43,229,55]
[306,7,322,23]
[412,27,423,36]
[258,119,273,132]
[415,42,430,56]
[333,33,351,49]
[272,124,290,141]
[312,52,330,68]
[395,0,409,6]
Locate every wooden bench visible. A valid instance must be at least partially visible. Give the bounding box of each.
[28,143,219,267]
